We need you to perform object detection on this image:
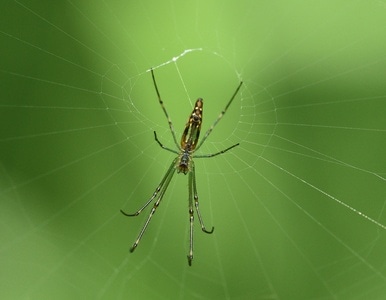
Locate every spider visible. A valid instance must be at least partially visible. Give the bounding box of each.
[121,68,243,266]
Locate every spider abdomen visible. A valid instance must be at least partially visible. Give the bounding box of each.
[180,98,203,151]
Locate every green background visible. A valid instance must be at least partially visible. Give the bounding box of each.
[1,0,386,299]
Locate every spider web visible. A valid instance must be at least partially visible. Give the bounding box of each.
[1,0,386,299]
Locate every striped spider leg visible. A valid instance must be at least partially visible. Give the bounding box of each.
[121,68,243,266]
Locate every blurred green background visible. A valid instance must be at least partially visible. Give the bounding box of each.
[1,0,386,299]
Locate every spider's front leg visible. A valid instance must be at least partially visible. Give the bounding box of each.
[120,158,177,253]
[187,162,214,266]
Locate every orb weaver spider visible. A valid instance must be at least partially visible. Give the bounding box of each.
[121,68,243,266]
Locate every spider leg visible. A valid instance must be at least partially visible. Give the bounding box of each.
[191,162,214,234]
[187,162,214,266]
[194,143,239,158]
[121,158,177,252]
[151,68,180,149]
[120,157,177,216]
[187,165,194,266]
[195,81,243,151]
[154,131,179,154]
